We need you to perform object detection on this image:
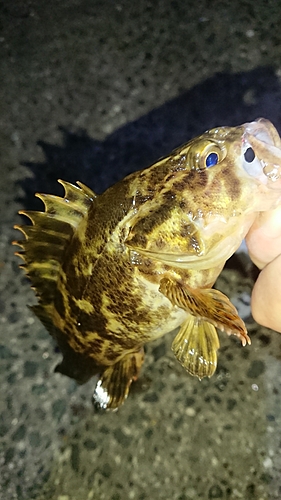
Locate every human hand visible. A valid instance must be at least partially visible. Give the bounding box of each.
[246,206,281,333]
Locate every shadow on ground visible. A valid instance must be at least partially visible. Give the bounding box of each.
[10,66,281,499]
[20,66,281,212]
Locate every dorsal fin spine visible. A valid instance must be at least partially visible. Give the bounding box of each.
[13,180,96,308]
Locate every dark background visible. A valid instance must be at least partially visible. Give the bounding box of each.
[1,1,281,499]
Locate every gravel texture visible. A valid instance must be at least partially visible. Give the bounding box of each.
[1,1,281,499]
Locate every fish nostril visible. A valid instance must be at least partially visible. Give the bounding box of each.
[244,147,255,163]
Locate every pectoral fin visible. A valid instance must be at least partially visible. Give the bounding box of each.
[160,277,250,346]
[93,349,144,410]
[172,315,219,378]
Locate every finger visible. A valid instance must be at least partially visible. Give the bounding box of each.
[251,253,281,333]
[246,205,281,269]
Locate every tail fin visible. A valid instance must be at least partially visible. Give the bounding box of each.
[13,180,96,310]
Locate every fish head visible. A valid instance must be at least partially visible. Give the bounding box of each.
[176,117,281,213]
[126,119,281,269]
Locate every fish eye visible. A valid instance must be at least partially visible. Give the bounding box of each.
[244,147,255,163]
[205,152,219,168]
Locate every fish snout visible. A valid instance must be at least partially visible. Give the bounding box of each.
[242,118,281,185]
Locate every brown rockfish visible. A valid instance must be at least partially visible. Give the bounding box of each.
[14,118,281,409]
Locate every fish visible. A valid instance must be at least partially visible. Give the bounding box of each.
[14,118,281,410]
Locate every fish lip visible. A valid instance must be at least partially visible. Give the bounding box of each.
[242,118,281,183]
[243,118,281,148]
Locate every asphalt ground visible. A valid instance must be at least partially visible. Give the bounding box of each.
[1,1,281,499]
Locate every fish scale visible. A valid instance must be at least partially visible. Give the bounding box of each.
[14,118,281,409]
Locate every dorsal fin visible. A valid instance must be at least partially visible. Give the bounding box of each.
[13,180,96,308]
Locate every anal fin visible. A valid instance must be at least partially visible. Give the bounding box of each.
[93,349,144,410]
[172,315,220,378]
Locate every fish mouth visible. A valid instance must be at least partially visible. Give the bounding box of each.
[243,118,281,183]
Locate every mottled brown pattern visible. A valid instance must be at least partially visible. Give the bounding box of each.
[16,119,281,408]
[173,170,209,192]
[127,198,175,248]
[221,165,242,201]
